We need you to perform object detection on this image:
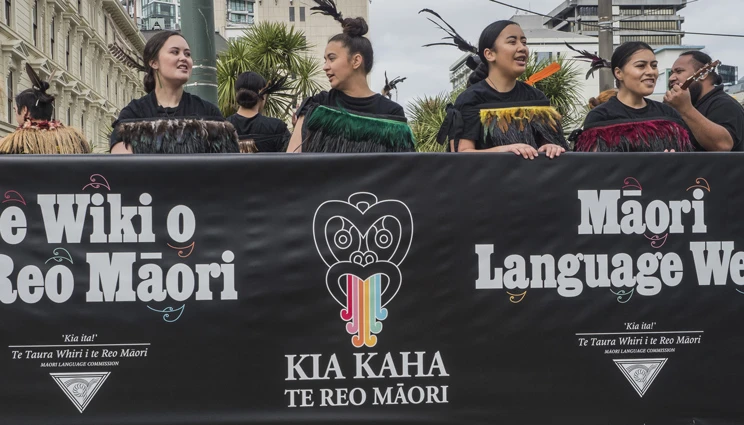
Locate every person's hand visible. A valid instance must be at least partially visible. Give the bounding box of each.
[503,143,538,159]
[110,142,133,154]
[664,149,676,153]
[538,144,566,159]
[663,84,693,113]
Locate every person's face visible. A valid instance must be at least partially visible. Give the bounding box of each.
[323,41,363,90]
[669,55,703,101]
[614,49,659,97]
[150,36,193,87]
[483,24,529,79]
[15,104,26,126]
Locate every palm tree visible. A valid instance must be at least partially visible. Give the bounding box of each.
[217,22,325,121]
[407,54,584,152]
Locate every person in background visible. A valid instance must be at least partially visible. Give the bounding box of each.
[665,51,744,151]
[589,89,618,110]
[0,64,89,154]
[287,0,415,153]
[109,30,239,154]
[227,72,291,153]
[574,42,691,152]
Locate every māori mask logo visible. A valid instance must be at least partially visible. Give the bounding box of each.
[313,193,414,348]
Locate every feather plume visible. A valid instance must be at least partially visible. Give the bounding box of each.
[114,119,240,154]
[565,42,611,79]
[525,62,561,86]
[259,76,289,97]
[419,9,477,54]
[310,0,344,23]
[108,43,146,72]
[382,72,407,99]
[25,64,45,92]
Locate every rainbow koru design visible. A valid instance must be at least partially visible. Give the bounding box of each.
[342,274,388,348]
[313,193,413,349]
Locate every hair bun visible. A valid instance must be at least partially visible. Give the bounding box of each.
[342,17,368,37]
[236,88,261,109]
[37,81,50,93]
[467,62,489,86]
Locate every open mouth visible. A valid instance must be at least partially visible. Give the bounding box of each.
[177,64,189,71]
[642,78,656,87]
[327,74,335,82]
[515,56,527,66]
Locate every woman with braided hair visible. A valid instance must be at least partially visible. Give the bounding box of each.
[0,64,90,154]
[109,31,239,154]
[286,0,415,153]
[227,72,291,153]
[421,10,567,157]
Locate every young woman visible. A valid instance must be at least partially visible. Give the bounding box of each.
[286,0,415,153]
[110,31,239,154]
[226,72,291,153]
[574,42,692,152]
[0,64,89,154]
[423,11,567,158]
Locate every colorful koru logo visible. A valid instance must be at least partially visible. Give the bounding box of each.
[313,193,413,348]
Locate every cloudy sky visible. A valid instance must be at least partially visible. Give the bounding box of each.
[367,0,743,110]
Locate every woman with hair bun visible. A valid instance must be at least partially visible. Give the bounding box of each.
[109,31,239,154]
[0,64,90,154]
[227,71,291,153]
[287,0,415,153]
[421,10,567,157]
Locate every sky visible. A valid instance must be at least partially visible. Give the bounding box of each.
[367,0,744,110]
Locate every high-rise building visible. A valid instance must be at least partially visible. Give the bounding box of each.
[133,0,255,41]
[0,0,145,151]
[544,0,687,46]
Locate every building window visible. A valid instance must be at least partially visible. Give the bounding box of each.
[5,0,10,26]
[79,47,83,76]
[289,6,294,22]
[66,33,70,69]
[50,18,55,59]
[104,17,107,38]
[299,6,305,22]
[80,114,84,130]
[6,72,13,123]
[32,0,38,45]
[77,0,80,12]
[536,52,552,62]
[67,108,71,125]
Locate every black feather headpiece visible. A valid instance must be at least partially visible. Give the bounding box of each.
[259,76,289,97]
[419,9,478,55]
[108,43,146,72]
[311,0,344,24]
[565,42,611,79]
[383,72,407,99]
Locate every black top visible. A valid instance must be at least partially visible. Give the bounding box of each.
[455,80,549,146]
[583,96,684,128]
[298,90,406,119]
[110,91,223,147]
[693,85,744,151]
[226,113,291,152]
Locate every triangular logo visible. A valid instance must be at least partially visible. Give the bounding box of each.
[50,372,110,413]
[613,358,667,397]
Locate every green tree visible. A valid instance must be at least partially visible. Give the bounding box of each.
[217,22,324,121]
[407,54,584,152]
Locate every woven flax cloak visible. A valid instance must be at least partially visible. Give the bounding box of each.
[575,118,693,152]
[0,120,91,154]
[301,104,416,153]
[114,117,240,154]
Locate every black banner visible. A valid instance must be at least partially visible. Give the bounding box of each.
[1,153,743,424]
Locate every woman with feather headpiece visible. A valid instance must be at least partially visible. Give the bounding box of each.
[227,72,291,153]
[0,64,90,154]
[109,31,239,154]
[286,0,415,153]
[421,10,567,157]
[568,42,692,152]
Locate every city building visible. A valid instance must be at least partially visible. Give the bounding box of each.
[132,0,255,41]
[544,0,688,46]
[0,0,146,151]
